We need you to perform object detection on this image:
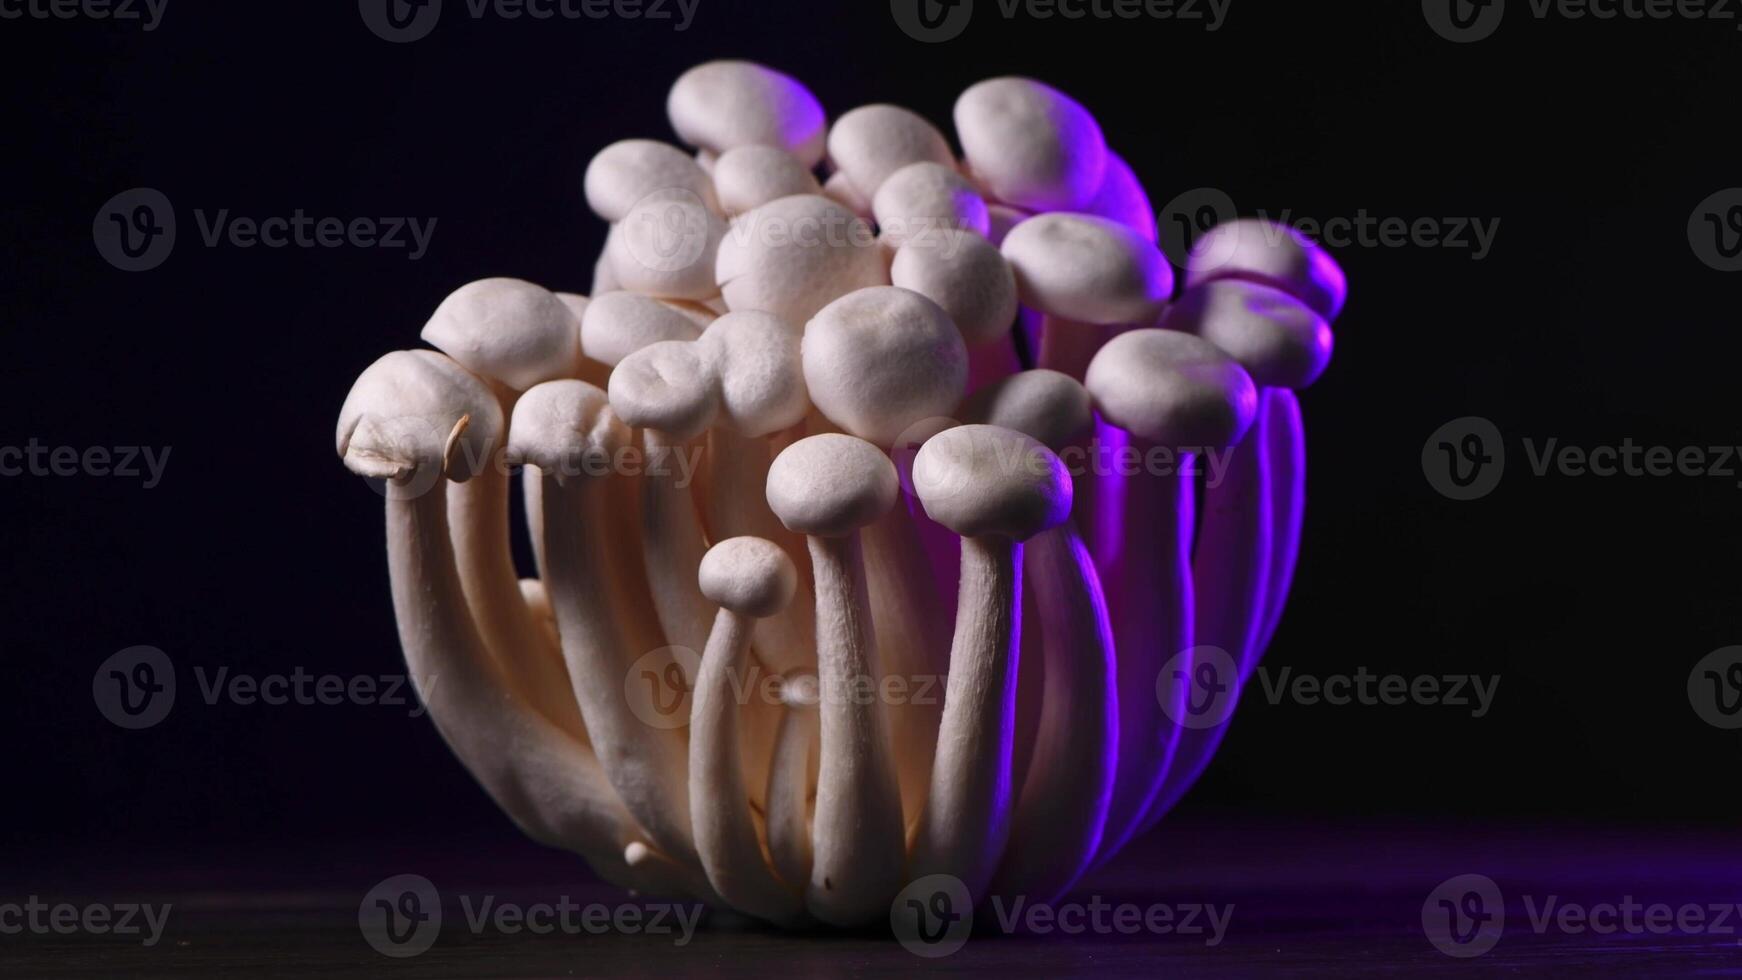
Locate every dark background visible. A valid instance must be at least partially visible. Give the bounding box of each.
[2,0,1737,882]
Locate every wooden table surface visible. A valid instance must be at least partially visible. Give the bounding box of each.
[4,818,1737,978]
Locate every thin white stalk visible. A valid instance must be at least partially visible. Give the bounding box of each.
[911,536,1024,899]
[639,429,716,673]
[1255,388,1305,657]
[691,607,804,924]
[541,471,698,869]
[993,524,1117,902]
[765,675,818,893]
[805,532,906,926]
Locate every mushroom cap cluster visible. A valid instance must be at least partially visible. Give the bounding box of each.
[338,59,1346,929]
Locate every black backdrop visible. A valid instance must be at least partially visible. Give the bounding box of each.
[2,0,1738,872]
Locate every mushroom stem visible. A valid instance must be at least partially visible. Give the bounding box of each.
[386,479,669,894]
[1255,388,1305,657]
[702,427,817,674]
[448,443,583,736]
[805,531,906,925]
[992,524,1117,902]
[911,535,1025,897]
[766,673,819,893]
[540,471,699,868]
[861,504,951,833]
[638,429,716,669]
[1094,453,1195,861]
[690,606,804,924]
[1137,398,1279,831]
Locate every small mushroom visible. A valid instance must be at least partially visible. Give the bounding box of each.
[909,425,1072,901]
[712,145,822,216]
[890,229,1022,395]
[667,60,827,168]
[1083,329,1257,863]
[608,188,726,301]
[872,161,991,249]
[338,353,679,895]
[608,341,723,666]
[826,104,956,201]
[508,379,701,872]
[580,291,706,368]
[715,195,888,325]
[585,138,721,223]
[766,434,906,926]
[690,537,805,924]
[1002,212,1172,329]
[802,286,968,449]
[963,371,1116,904]
[418,280,589,737]
[1140,280,1334,830]
[953,77,1108,211]
[1186,218,1349,322]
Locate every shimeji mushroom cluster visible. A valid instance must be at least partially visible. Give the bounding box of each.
[336,60,1345,928]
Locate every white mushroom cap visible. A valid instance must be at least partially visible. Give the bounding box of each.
[872,162,991,248]
[336,349,503,484]
[607,340,721,441]
[607,188,726,301]
[913,424,1072,542]
[1002,213,1172,325]
[889,229,1018,348]
[953,78,1107,212]
[715,195,888,325]
[505,379,631,479]
[802,286,968,448]
[766,433,899,537]
[712,145,822,216]
[584,139,721,223]
[1186,218,1348,322]
[960,369,1091,451]
[1080,152,1156,242]
[580,291,705,367]
[420,278,581,391]
[1084,329,1258,448]
[667,60,827,168]
[696,310,810,436]
[821,171,873,220]
[1160,280,1334,390]
[826,104,955,200]
[699,536,799,618]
